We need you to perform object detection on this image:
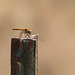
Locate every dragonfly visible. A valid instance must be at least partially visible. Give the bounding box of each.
[12,28,32,38]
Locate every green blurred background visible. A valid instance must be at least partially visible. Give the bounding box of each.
[0,0,75,75]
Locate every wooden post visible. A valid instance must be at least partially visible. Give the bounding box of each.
[11,37,38,75]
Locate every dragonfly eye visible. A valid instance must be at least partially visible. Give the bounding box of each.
[27,30,32,34]
[24,28,29,33]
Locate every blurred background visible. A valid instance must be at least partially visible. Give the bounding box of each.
[0,0,75,75]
